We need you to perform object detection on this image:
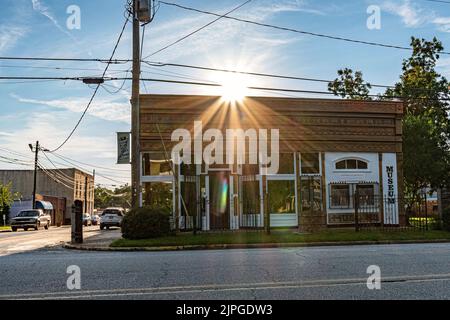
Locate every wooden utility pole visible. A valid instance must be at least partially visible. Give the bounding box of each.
[31,141,39,209]
[131,0,141,208]
[84,175,88,213]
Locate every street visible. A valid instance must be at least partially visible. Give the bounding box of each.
[1,237,450,299]
[0,226,120,256]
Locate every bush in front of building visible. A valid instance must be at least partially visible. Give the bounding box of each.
[121,206,172,240]
[443,207,450,232]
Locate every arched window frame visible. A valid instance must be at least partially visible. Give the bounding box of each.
[334,158,369,171]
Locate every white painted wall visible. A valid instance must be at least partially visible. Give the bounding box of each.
[382,153,399,225]
[325,152,380,217]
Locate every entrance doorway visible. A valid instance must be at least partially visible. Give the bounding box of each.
[208,172,230,230]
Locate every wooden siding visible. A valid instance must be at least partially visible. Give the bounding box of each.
[139,95,403,154]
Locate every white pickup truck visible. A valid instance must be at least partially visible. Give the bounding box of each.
[10,209,51,232]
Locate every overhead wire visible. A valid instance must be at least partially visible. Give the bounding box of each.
[158,1,450,55]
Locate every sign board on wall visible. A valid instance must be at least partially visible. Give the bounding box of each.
[117,132,131,164]
[382,153,399,225]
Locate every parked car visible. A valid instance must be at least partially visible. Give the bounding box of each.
[10,209,51,232]
[83,213,92,226]
[91,214,100,226]
[100,208,125,230]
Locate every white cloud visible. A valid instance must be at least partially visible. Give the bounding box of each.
[31,0,75,40]
[382,0,450,33]
[11,93,131,123]
[0,111,130,185]
[437,57,450,78]
[381,0,430,27]
[143,0,310,63]
[433,17,450,33]
[255,0,326,16]
[0,25,27,54]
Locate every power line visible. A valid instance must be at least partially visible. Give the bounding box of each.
[423,0,450,4]
[132,77,450,101]
[0,159,33,167]
[48,12,131,153]
[144,61,394,88]
[0,75,447,100]
[144,0,252,58]
[48,153,130,185]
[0,56,131,63]
[37,164,76,190]
[159,1,450,55]
[0,64,129,73]
[51,152,130,172]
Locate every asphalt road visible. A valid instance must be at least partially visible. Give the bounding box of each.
[1,240,450,300]
[0,225,119,256]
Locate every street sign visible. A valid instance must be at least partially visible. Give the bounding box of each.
[117,132,131,164]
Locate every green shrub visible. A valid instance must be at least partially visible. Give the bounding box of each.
[443,207,450,231]
[121,207,172,240]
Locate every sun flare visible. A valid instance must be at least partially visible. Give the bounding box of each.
[217,73,249,102]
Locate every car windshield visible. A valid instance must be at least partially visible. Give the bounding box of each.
[17,211,39,217]
[103,209,122,216]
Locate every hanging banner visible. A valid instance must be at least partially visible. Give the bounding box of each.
[117,132,131,164]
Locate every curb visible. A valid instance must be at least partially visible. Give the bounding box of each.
[62,239,450,252]
[0,229,11,233]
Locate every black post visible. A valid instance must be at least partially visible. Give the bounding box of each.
[32,141,39,209]
[71,200,83,244]
[424,192,428,231]
[355,189,359,232]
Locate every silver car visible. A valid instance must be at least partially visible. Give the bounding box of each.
[11,209,51,232]
[83,213,92,226]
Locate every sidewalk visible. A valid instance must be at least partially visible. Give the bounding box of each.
[63,238,450,252]
[65,228,122,249]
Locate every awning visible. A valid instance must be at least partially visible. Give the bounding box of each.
[36,200,53,210]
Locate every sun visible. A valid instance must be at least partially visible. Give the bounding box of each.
[217,73,249,103]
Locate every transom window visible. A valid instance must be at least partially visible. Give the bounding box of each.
[335,159,368,170]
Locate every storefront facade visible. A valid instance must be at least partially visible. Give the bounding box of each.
[139,95,403,231]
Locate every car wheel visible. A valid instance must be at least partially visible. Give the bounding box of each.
[44,222,49,230]
[100,224,104,230]
[24,227,28,231]
[106,226,110,230]
[11,227,17,232]
[35,222,40,231]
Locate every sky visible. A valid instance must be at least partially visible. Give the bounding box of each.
[0,0,449,187]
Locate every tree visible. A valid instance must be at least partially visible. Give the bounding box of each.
[328,37,450,199]
[0,183,14,225]
[328,68,372,100]
[94,184,131,209]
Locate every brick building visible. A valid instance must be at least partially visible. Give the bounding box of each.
[0,168,94,225]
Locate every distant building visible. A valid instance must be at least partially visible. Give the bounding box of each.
[0,169,94,225]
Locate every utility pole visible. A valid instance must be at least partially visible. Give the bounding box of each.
[31,141,39,209]
[131,0,141,208]
[84,175,88,213]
